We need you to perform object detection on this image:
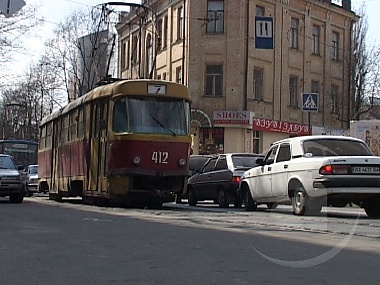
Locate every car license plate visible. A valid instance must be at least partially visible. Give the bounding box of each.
[351,166,380,174]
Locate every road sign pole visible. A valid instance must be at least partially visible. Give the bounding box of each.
[308,112,311,135]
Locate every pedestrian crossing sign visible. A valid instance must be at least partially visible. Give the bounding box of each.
[302,93,319,112]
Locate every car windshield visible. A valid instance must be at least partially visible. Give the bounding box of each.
[302,139,373,157]
[231,155,262,168]
[0,156,16,170]
[189,157,211,173]
[113,96,190,136]
[29,166,38,174]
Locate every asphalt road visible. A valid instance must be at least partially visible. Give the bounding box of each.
[1,196,379,285]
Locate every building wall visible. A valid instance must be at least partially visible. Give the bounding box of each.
[116,0,356,154]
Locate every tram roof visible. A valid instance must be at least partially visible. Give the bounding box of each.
[39,79,190,127]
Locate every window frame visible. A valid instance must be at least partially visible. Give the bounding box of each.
[205,64,223,97]
[206,0,224,34]
[331,31,339,60]
[289,75,298,107]
[312,25,320,55]
[331,84,339,114]
[253,67,264,101]
[290,18,299,49]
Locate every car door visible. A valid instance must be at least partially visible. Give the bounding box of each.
[253,145,278,200]
[270,143,291,200]
[193,157,218,199]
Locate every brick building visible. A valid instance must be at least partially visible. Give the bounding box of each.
[116,0,356,154]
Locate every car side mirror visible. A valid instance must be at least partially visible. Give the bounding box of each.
[256,158,265,166]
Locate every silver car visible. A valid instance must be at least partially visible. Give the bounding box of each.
[0,154,24,203]
[25,164,38,197]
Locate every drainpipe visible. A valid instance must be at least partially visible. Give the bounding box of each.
[181,0,186,85]
[243,0,249,111]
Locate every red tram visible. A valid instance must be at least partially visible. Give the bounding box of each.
[38,79,192,207]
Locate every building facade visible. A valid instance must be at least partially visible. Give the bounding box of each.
[116,0,356,154]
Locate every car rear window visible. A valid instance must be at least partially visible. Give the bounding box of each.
[303,139,373,157]
[231,155,262,168]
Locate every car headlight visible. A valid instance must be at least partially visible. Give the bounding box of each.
[178,158,186,167]
[133,156,141,165]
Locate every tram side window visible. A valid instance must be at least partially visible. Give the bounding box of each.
[46,122,53,149]
[77,108,85,139]
[40,126,46,149]
[63,115,69,143]
[113,98,128,132]
[69,111,77,141]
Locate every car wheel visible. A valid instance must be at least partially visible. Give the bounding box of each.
[292,186,307,215]
[245,189,257,211]
[233,195,242,208]
[9,193,24,203]
[175,194,183,204]
[363,199,380,218]
[188,188,197,206]
[25,186,32,197]
[218,189,228,208]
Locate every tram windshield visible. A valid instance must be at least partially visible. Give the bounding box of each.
[113,96,190,135]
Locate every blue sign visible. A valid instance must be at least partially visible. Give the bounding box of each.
[302,93,319,112]
[255,17,273,49]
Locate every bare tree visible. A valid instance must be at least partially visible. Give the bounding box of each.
[351,4,380,120]
[0,4,41,78]
[44,6,116,101]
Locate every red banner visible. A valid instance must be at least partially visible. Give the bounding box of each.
[253,118,310,135]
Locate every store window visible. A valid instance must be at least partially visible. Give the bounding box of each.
[199,127,224,154]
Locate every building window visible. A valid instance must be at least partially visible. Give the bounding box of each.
[163,16,168,48]
[121,41,126,69]
[163,72,167,80]
[132,35,138,65]
[157,18,163,50]
[332,32,339,60]
[146,34,153,78]
[253,68,263,100]
[290,18,299,49]
[177,6,183,40]
[207,0,224,33]
[253,131,260,153]
[312,25,320,55]
[311,80,320,110]
[205,64,223,97]
[311,80,319,94]
[255,5,265,16]
[289,75,298,107]
[176,66,182,84]
[331,84,339,114]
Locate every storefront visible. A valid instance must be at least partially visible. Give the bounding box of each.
[253,117,310,152]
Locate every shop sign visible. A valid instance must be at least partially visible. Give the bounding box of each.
[253,118,309,135]
[213,111,254,129]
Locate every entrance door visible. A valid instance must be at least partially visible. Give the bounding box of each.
[88,100,108,194]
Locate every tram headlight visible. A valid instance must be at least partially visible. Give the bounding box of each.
[178,158,186,167]
[133,156,141,165]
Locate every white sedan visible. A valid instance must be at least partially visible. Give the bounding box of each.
[239,135,380,217]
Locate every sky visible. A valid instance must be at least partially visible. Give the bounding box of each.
[6,0,380,76]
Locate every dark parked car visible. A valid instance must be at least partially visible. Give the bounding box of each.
[175,155,214,203]
[186,153,264,208]
[0,154,24,203]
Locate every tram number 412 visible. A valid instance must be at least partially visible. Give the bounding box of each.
[152,151,169,164]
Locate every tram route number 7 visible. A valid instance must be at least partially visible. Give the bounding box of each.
[152,151,168,164]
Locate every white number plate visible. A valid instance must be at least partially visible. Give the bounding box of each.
[152,151,168,164]
[351,166,380,174]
